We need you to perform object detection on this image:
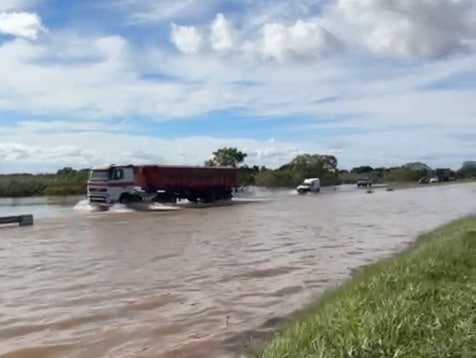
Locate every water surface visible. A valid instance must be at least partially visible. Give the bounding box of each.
[0,183,475,357]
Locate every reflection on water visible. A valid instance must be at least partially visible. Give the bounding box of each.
[0,183,475,358]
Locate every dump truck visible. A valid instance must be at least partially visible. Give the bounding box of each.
[87,164,239,208]
[435,168,451,182]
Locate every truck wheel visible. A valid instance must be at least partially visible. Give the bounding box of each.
[221,190,232,200]
[201,192,216,203]
[119,194,129,204]
[120,194,141,203]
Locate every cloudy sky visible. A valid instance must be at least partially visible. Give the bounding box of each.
[0,0,475,173]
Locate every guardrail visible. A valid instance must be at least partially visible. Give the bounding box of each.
[0,214,34,227]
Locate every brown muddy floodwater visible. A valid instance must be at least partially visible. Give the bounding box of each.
[0,183,475,357]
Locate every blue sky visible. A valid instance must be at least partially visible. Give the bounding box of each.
[0,0,475,173]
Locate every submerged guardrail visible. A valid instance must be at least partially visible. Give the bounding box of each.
[0,214,34,227]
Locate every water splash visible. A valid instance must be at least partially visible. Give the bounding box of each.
[235,186,298,199]
[70,188,284,215]
[148,203,181,211]
[72,199,100,212]
[108,204,136,213]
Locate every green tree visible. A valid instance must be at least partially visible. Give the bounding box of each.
[351,165,374,174]
[237,165,257,186]
[205,147,248,167]
[384,162,432,182]
[281,154,339,185]
[56,167,76,176]
[456,161,476,179]
[401,162,432,172]
[281,154,338,172]
[255,153,340,187]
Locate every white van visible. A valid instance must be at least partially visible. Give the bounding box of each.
[296,178,320,194]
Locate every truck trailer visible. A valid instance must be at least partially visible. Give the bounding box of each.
[87,164,239,208]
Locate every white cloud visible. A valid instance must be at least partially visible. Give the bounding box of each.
[0,1,475,172]
[0,143,97,166]
[169,13,236,54]
[0,11,46,39]
[210,13,234,51]
[0,34,160,118]
[0,127,316,173]
[248,146,305,163]
[259,19,341,61]
[334,0,476,60]
[0,118,473,173]
[164,0,476,61]
[119,0,212,24]
[1,27,474,123]
[169,14,341,61]
[12,119,128,133]
[321,127,476,170]
[170,23,203,54]
[0,0,38,12]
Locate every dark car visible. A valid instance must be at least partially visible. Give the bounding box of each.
[357,178,373,187]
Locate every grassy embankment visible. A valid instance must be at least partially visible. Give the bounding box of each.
[251,216,476,358]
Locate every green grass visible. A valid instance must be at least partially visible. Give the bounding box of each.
[251,216,476,358]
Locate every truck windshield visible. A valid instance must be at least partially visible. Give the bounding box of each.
[89,170,110,181]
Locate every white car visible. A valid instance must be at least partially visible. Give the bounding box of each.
[296,178,320,194]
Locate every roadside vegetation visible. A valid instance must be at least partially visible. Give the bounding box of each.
[250,216,476,358]
[0,147,474,198]
[0,167,88,197]
[205,148,475,188]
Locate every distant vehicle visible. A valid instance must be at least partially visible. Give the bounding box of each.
[435,168,451,182]
[296,178,320,194]
[429,177,439,183]
[87,163,239,209]
[418,176,429,184]
[356,177,373,188]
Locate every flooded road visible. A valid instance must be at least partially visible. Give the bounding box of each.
[1,183,475,357]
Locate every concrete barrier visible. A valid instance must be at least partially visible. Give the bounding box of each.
[0,214,34,227]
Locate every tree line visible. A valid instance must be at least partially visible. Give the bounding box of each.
[0,148,474,198]
[205,148,476,188]
[0,167,89,198]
